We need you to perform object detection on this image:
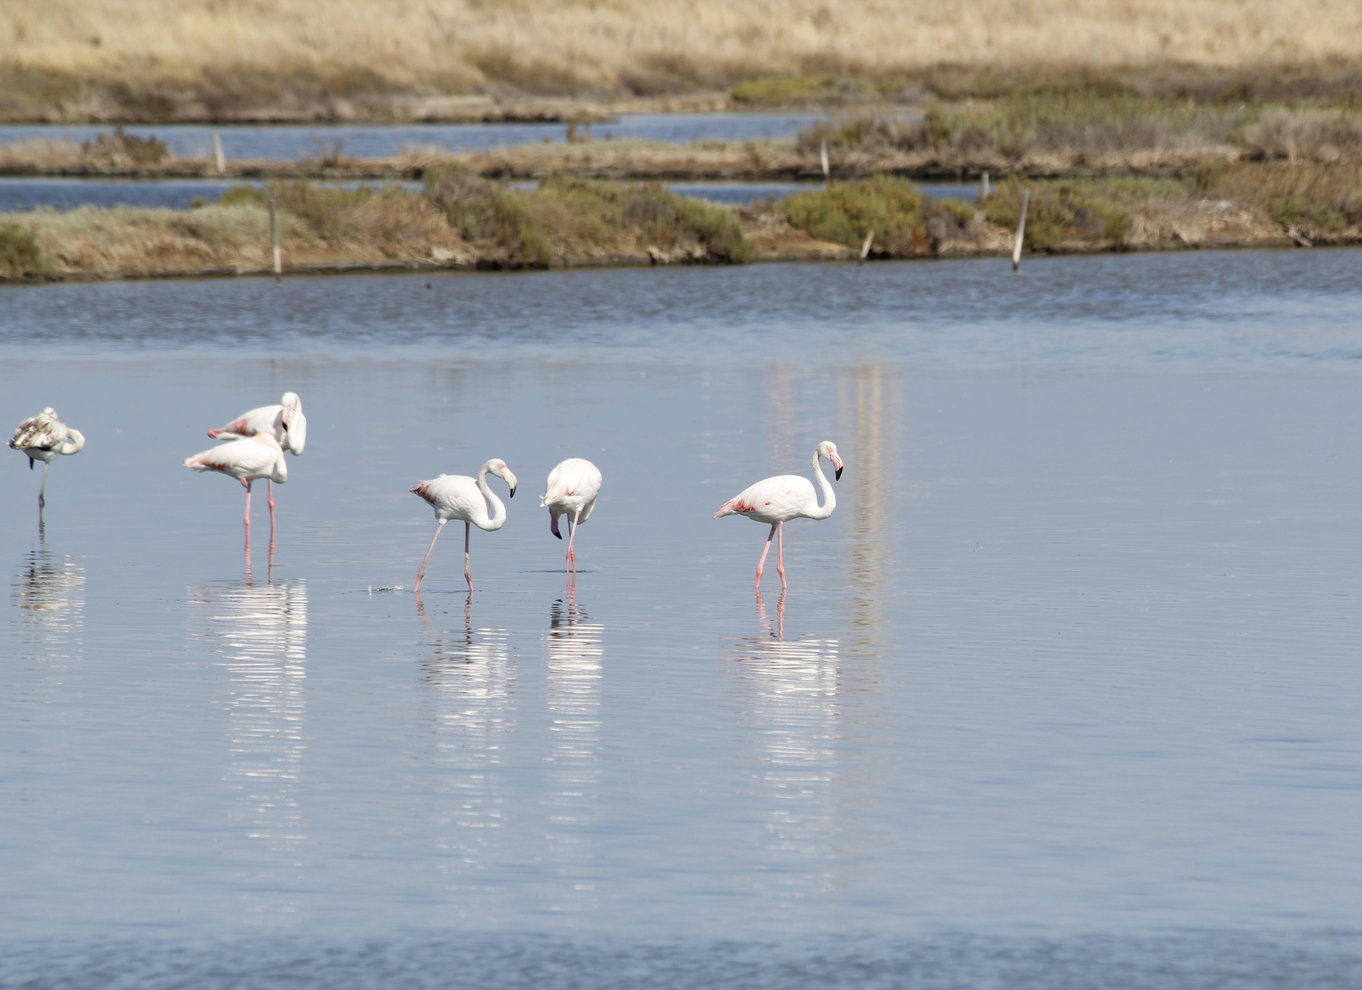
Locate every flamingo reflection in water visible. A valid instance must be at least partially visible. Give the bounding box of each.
[415,595,514,868]
[13,534,86,678]
[187,576,309,906]
[731,586,842,897]
[544,588,604,903]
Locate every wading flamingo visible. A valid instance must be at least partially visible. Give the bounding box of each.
[184,432,288,540]
[714,440,843,591]
[411,458,518,594]
[207,392,307,526]
[540,457,602,577]
[9,407,85,509]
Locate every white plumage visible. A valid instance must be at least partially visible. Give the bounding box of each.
[540,457,602,576]
[9,406,85,508]
[715,440,843,591]
[410,458,518,594]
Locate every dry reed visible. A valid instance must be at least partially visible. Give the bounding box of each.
[6,0,1362,115]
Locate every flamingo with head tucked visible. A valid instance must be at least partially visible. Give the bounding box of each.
[411,458,518,593]
[715,440,843,591]
[207,392,307,525]
[541,457,602,577]
[9,407,85,509]
[184,432,288,542]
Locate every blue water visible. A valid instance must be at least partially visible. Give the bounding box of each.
[0,177,976,213]
[3,250,1362,986]
[0,111,828,162]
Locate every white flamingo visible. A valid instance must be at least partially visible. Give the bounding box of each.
[9,407,85,509]
[207,392,307,525]
[540,457,602,577]
[184,432,288,539]
[411,458,518,593]
[714,440,844,591]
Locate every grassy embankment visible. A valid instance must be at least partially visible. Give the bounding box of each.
[5,0,1362,121]
[0,168,756,279]
[7,156,1362,281]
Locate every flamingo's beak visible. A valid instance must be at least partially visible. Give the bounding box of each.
[831,453,844,481]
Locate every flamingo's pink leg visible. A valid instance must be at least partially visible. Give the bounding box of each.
[413,519,446,593]
[241,479,253,532]
[38,461,50,509]
[776,522,787,590]
[463,521,474,592]
[267,478,277,536]
[755,522,778,590]
[565,508,582,575]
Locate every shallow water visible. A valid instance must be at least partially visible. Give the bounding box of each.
[0,177,975,213]
[3,250,1362,985]
[0,111,828,161]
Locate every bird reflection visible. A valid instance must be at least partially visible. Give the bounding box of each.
[542,589,604,913]
[731,589,841,897]
[418,597,514,875]
[12,535,86,675]
[187,576,309,913]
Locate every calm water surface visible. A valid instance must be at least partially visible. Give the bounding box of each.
[0,178,975,213]
[0,111,827,161]
[3,250,1362,986]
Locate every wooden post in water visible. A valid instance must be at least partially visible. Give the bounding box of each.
[268,193,282,282]
[1011,189,1030,272]
[980,171,990,198]
[820,137,830,184]
[212,132,226,174]
[859,229,875,263]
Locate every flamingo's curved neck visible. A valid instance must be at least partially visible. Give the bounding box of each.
[477,468,508,531]
[807,449,837,520]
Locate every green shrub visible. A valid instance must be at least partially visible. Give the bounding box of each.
[984,178,1140,250]
[783,176,932,255]
[424,166,753,266]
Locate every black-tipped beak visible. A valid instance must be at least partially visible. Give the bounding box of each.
[835,466,843,481]
[509,487,517,498]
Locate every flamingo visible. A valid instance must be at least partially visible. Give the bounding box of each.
[714,440,844,591]
[184,432,288,539]
[411,458,518,594]
[207,392,307,525]
[9,407,85,509]
[540,457,602,577]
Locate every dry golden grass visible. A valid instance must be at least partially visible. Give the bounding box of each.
[7,0,1362,101]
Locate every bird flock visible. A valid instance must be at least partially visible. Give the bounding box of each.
[10,397,843,594]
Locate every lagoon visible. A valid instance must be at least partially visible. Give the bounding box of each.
[3,250,1362,986]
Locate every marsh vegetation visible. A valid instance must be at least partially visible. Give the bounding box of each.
[4,0,1362,121]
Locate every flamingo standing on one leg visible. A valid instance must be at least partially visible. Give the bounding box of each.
[207,392,308,529]
[411,458,518,594]
[184,432,288,542]
[714,440,844,591]
[540,457,602,578]
[9,407,86,510]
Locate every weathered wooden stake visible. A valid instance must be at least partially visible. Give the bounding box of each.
[1012,189,1030,271]
[980,171,990,198]
[268,193,282,282]
[820,137,830,183]
[212,131,226,174]
[859,229,875,263]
